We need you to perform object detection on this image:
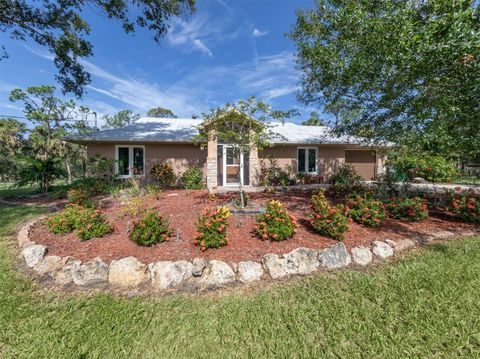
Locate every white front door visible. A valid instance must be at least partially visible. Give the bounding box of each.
[223,145,244,187]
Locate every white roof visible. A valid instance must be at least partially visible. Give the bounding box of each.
[71,117,373,145]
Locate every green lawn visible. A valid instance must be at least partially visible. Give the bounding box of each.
[1,204,480,358]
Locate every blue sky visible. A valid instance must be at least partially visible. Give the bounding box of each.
[0,0,318,126]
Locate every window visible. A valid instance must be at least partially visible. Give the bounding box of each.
[115,145,145,177]
[297,147,317,173]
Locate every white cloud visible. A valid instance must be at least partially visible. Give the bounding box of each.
[167,16,217,57]
[192,39,213,57]
[252,28,268,37]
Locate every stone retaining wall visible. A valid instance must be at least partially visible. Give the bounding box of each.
[17,217,479,292]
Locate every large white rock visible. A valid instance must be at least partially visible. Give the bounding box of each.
[54,257,81,285]
[430,231,456,240]
[71,257,109,286]
[372,241,394,259]
[237,261,264,283]
[108,256,149,287]
[22,244,47,267]
[33,255,63,276]
[284,247,320,275]
[192,257,207,277]
[351,246,372,266]
[150,261,192,289]
[318,243,351,269]
[386,238,415,252]
[262,253,296,279]
[201,260,236,285]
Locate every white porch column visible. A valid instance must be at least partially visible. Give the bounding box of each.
[249,145,259,186]
[206,131,218,190]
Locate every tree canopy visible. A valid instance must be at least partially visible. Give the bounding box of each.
[290,0,480,159]
[0,0,196,97]
[147,107,177,118]
[301,111,325,126]
[102,110,140,129]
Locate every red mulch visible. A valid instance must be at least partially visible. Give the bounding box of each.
[30,190,479,264]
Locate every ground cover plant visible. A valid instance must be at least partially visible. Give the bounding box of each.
[386,197,429,222]
[346,193,386,228]
[308,190,349,240]
[448,188,480,223]
[1,204,480,357]
[130,210,173,246]
[255,200,297,241]
[194,206,230,251]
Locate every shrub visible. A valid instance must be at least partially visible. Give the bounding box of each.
[150,162,176,187]
[346,193,386,227]
[130,210,173,246]
[329,164,366,198]
[386,197,429,222]
[194,206,230,251]
[255,200,297,241]
[46,204,112,240]
[146,183,162,195]
[308,190,349,240]
[447,188,480,223]
[181,167,205,189]
[67,187,90,205]
[388,154,458,183]
[258,156,296,186]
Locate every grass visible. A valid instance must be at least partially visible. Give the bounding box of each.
[1,204,480,358]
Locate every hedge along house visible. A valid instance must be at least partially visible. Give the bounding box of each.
[69,117,387,191]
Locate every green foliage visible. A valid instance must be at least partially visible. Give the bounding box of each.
[386,197,429,222]
[346,194,386,228]
[308,190,349,241]
[15,157,65,193]
[329,164,366,198]
[46,204,82,234]
[150,162,177,187]
[130,210,173,246]
[258,157,295,186]
[301,111,325,126]
[290,0,480,158]
[67,187,89,205]
[2,1,196,96]
[255,200,297,241]
[147,107,177,118]
[447,189,480,223]
[88,155,117,183]
[194,206,230,251]
[181,167,205,189]
[146,183,163,195]
[388,154,458,183]
[102,110,140,129]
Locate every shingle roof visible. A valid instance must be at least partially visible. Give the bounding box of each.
[69,117,377,145]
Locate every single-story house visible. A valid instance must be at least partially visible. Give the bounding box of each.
[69,117,387,190]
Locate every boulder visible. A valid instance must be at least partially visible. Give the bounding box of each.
[412,177,426,183]
[54,257,81,285]
[351,246,372,266]
[262,253,296,279]
[430,231,456,240]
[150,261,192,289]
[17,221,33,247]
[201,260,236,285]
[372,241,394,259]
[22,244,47,267]
[33,255,63,276]
[71,257,109,286]
[238,261,264,283]
[318,243,351,269]
[192,257,208,277]
[387,238,415,252]
[284,247,320,275]
[108,257,149,287]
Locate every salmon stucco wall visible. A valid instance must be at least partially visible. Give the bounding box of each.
[86,143,207,182]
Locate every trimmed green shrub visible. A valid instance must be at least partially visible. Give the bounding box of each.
[386,197,429,222]
[181,167,205,189]
[150,162,176,186]
[346,193,386,227]
[308,190,349,241]
[447,188,480,223]
[130,210,173,246]
[194,206,230,251]
[388,155,458,183]
[46,204,82,234]
[329,164,366,198]
[255,200,298,241]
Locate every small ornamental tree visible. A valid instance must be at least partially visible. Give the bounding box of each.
[195,97,298,207]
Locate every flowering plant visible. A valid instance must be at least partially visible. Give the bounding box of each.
[130,210,173,246]
[346,193,386,227]
[447,188,480,223]
[386,197,428,222]
[308,190,349,241]
[255,200,297,241]
[194,206,230,251]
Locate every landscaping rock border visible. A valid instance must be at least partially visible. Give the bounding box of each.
[17,217,480,293]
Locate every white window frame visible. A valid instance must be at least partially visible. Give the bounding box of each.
[297,147,317,174]
[222,145,245,187]
[115,145,145,178]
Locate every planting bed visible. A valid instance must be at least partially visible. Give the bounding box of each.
[30,189,478,264]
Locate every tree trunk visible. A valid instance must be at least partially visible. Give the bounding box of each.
[65,159,72,184]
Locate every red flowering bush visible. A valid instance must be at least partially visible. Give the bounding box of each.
[346,194,386,227]
[130,210,173,246]
[194,206,230,251]
[386,197,428,222]
[46,204,112,240]
[308,190,349,241]
[447,188,480,223]
[67,187,90,205]
[255,200,298,241]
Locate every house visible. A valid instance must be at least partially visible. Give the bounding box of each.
[69,117,387,190]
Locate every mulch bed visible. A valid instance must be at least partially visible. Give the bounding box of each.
[30,189,479,264]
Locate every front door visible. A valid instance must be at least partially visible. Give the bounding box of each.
[223,145,244,186]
